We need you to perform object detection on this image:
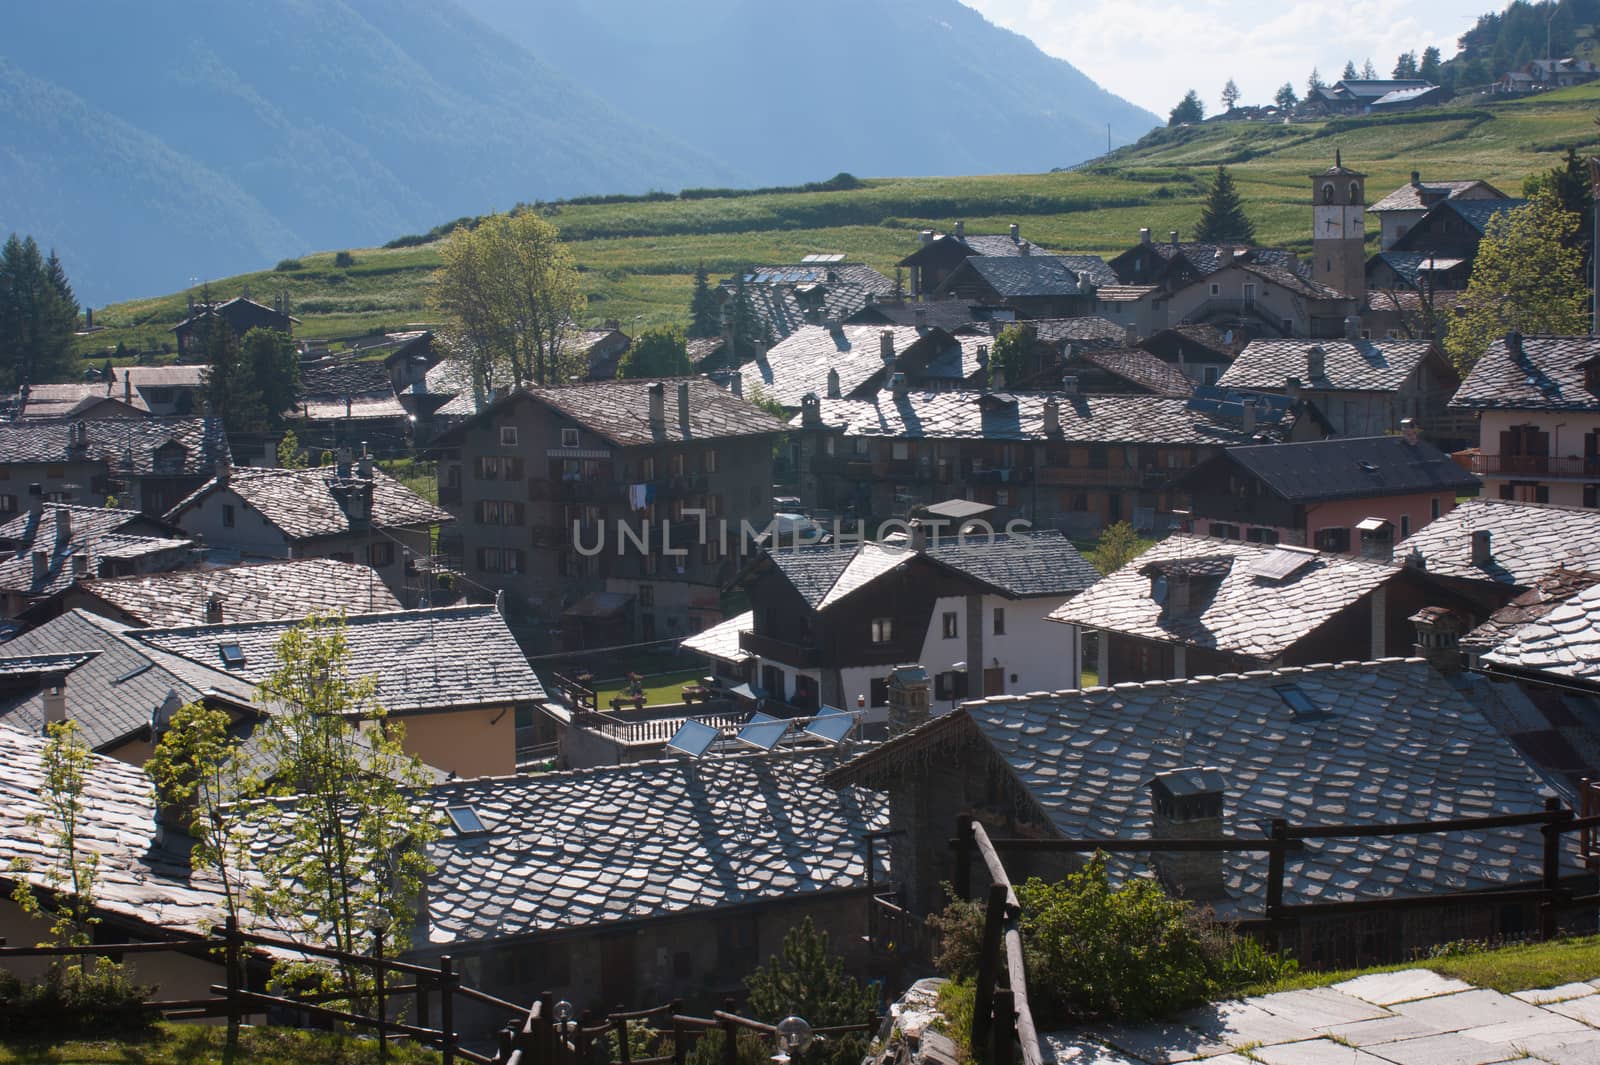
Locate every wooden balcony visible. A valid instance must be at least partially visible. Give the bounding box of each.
[738,630,821,668]
[1471,454,1600,479]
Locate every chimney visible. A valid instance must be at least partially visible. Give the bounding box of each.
[886,665,932,736]
[150,690,192,839]
[909,518,930,553]
[1060,374,1079,395]
[1124,323,1138,346]
[1410,606,1470,675]
[42,679,67,732]
[801,393,823,428]
[71,553,87,578]
[914,308,927,329]
[1167,570,1191,615]
[1009,223,1020,243]
[206,593,224,624]
[1241,398,1257,434]
[974,345,990,391]
[1357,517,1395,562]
[826,368,841,399]
[1305,345,1326,380]
[123,371,132,405]
[648,382,666,428]
[1344,316,1362,342]
[31,550,47,588]
[215,456,230,486]
[1471,528,1492,567]
[880,329,896,366]
[1505,331,1523,359]
[28,483,42,520]
[55,508,71,548]
[677,381,691,427]
[1148,767,1228,898]
[1139,227,1152,244]
[1400,417,1419,445]
[891,371,909,398]
[919,229,935,245]
[954,220,965,239]
[1170,230,1180,245]
[1042,397,1060,434]
[357,443,373,480]
[1410,170,1421,187]
[1284,375,1302,401]
[1019,243,1031,257]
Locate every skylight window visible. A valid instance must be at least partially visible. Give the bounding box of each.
[1273,683,1327,720]
[113,662,153,685]
[446,805,488,835]
[219,643,246,667]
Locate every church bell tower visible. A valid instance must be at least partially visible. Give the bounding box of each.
[1311,151,1367,308]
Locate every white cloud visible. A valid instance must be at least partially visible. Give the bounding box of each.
[963,0,1487,120]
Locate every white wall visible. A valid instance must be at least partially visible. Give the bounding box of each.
[915,593,1080,706]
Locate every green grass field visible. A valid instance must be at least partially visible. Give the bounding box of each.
[593,668,704,709]
[75,83,1600,364]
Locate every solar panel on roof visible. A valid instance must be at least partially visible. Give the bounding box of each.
[737,711,790,751]
[1246,548,1317,581]
[804,706,855,744]
[666,719,719,758]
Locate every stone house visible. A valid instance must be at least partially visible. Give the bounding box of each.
[164,457,449,606]
[1368,174,1508,251]
[0,500,193,618]
[897,223,1049,298]
[684,529,1098,720]
[823,658,1572,967]
[929,254,1114,319]
[737,324,986,410]
[172,296,296,361]
[1387,198,1525,265]
[718,260,896,350]
[1450,334,1600,507]
[0,417,231,518]
[434,379,784,640]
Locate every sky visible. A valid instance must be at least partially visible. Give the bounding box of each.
[962,0,1495,119]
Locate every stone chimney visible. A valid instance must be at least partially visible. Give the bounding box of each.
[1124,323,1138,346]
[919,229,935,245]
[1305,345,1326,380]
[1167,569,1192,615]
[55,507,72,548]
[648,381,666,428]
[1411,170,1422,187]
[1042,397,1060,434]
[801,393,822,428]
[1344,316,1363,342]
[356,444,373,481]
[1357,517,1395,562]
[1061,374,1079,396]
[1401,417,1419,446]
[1170,230,1180,245]
[1411,606,1470,675]
[914,308,927,329]
[206,593,224,624]
[1471,528,1492,567]
[1284,376,1303,401]
[909,518,930,552]
[1505,331,1523,359]
[1241,398,1257,434]
[123,371,132,405]
[677,381,691,428]
[880,329,896,367]
[826,368,841,399]
[1140,227,1152,244]
[954,220,965,239]
[28,483,42,521]
[974,344,990,391]
[886,665,932,736]
[1148,766,1228,898]
[1009,223,1020,243]
[42,678,67,732]
[31,550,46,588]
[730,371,743,398]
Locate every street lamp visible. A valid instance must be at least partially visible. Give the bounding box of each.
[773,1016,813,1064]
[554,999,574,1045]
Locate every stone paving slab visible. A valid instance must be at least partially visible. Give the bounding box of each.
[1522,1028,1600,1065]
[1361,1032,1520,1065]
[1044,1032,1146,1065]
[1320,1014,1446,1048]
[1171,1001,1320,1047]
[1458,1011,1589,1046]
[1389,989,1551,1033]
[1084,1020,1235,1063]
[1253,1037,1392,1065]
[1248,988,1395,1029]
[1333,972,1476,1007]
[1552,995,1600,1027]
[1512,982,1597,1006]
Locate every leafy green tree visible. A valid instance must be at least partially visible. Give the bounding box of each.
[1523,147,1594,277]
[1420,46,1443,82]
[431,210,587,391]
[989,323,1037,388]
[617,325,692,378]
[1274,83,1298,110]
[1090,520,1146,575]
[1220,79,1240,111]
[1444,189,1590,374]
[145,700,256,930]
[744,918,878,1065]
[10,721,99,951]
[0,234,79,389]
[688,262,721,339]
[1393,51,1419,78]
[242,326,299,424]
[249,615,440,1000]
[1193,166,1256,244]
[1168,89,1204,126]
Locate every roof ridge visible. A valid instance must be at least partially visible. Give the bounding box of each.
[130,603,489,637]
[435,744,837,795]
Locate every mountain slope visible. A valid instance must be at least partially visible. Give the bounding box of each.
[0,0,735,305]
[456,0,1159,184]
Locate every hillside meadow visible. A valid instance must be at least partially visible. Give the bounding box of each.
[76,82,1600,362]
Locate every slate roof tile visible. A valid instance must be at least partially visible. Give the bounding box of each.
[1482,582,1600,684]
[78,558,403,627]
[0,417,229,474]
[1394,499,1600,587]
[165,466,450,540]
[1451,335,1600,411]
[1369,180,1502,213]
[1204,436,1478,502]
[1220,340,1438,393]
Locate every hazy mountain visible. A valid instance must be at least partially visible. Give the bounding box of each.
[456,0,1160,184]
[0,0,1156,306]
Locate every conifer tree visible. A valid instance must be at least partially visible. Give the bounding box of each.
[1419,46,1443,83]
[1342,60,1359,80]
[0,234,79,389]
[1193,166,1257,244]
[1220,79,1241,111]
[1306,67,1325,97]
[1168,89,1205,126]
[1274,83,1298,109]
[688,262,720,338]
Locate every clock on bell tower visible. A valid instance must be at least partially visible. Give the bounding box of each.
[1311,150,1367,308]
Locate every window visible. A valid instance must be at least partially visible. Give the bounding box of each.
[703,450,718,474]
[222,504,235,528]
[1431,497,1441,520]
[478,547,525,573]
[671,452,686,476]
[1315,527,1351,552]
[1208,522,1240,540]
[1246,527,1280,545]
[993,607,1006,636]
[1399,515,1411,538]
[996,489,1009,506]
[641,456,656,481]
[477,456,525,480]
[0,495,14,515]
[892,442,910,461]
[561,428,579,448]
[499,425,518,447]
[639,585,655,608]
[942,611,959,639]
[871,617,893,643]
[1209,283,1220,297]
[369,541,395,567]
[219,644,245,667]
[445,805,488,835]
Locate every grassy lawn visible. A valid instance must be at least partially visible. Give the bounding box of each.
[593,668,705,709]
[378,457,439,505]
[72,84,1600,363]
[0,1023,440,1064]
[1244,934,1600,997]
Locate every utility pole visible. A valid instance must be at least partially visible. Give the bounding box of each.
[1590,156,1599,335]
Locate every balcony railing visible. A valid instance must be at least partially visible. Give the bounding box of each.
[737,630,821,668]
[1471,454,1600,479]
[1035,465,1142,487]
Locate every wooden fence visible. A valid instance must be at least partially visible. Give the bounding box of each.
[949,797,1600,1065]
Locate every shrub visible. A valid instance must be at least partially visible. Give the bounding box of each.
[928,891,985,979]
[0,960,154,1037]
[274,258,304,271]
[334,251,356,267]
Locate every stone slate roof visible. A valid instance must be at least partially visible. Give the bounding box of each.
[422,749,887,945]
[943,256,1110,298]
[1369,179,1502,213]
[741,325,951,408]
[0,504,192,599]
[830,658,1562,912]
[723,262,896,345]
[1394,499,1600,588]
[1197,435,1478,503]
[1026,318,1129,347]
[1075,348,1195,397]
[0,417,230,475]
[0,727,226,937]
[681,610,754,664]
[1438,198,1524,234]
[763,531,1098,610]
[1462,568,1600,657]
[297,357,392,397]
[165,466,451,541]
[1482,581,1600,685]
[77,558,403,627]
[1451,334,1600,411]
[1049,534,1398,661]
[1219,339,1438,393]
[898,231,1052,267]
[0,608,258,752]
[1235,259,1349,301]
[129,605,544,715]
[801,389,1266,446]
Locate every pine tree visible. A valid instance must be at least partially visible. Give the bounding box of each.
[687,262,720,338]
[1307,67,1325,97]
[1193,166,1257,244]
[1274,83,1299,110]
[743,918,878,1065]
[1168,89,1205,126]
[1220,79,1241,111]
[0,234,79,389]
[1393,51,1419,78]
[727,269,767,362]
[1361,58,1378,79]
[1342,60,1359,80]
[1419,46,1443,84]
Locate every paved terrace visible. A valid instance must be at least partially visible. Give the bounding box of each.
[1048,969,1600,1065]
